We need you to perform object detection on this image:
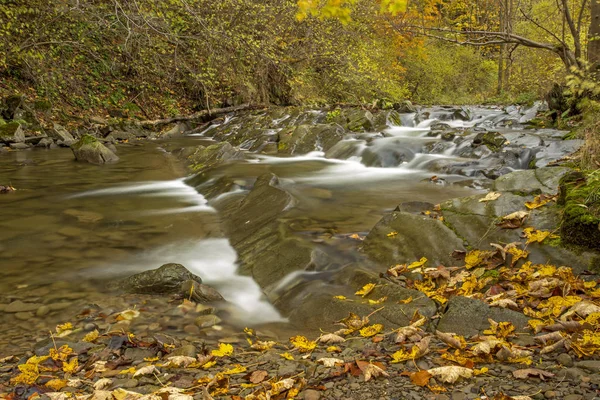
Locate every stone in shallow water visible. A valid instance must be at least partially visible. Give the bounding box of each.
[4,300,43,313]
[120,263,202,294]
[71,134,119,165]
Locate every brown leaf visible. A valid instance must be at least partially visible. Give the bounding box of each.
[363,363,389,382]
[512,368,554,380]
[410,370,432,387]
[435,331,466,349]
[249,370,268,384]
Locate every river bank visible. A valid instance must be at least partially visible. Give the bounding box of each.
[1,98,599,399]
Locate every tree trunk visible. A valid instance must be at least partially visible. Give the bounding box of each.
[589,0,600,73]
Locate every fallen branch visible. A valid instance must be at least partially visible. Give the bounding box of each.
[137,104,262,128]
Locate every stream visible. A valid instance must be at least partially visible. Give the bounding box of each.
[0,104,577,353]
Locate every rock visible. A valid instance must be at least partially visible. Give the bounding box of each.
[186,142,244,179]
[63,209,104,223]
[0,122,25,144]
[394,100,417,113]
[180,280,224,303]
[277,124,345,154]
[493,167,571,195]
[35,305,50,317]
[557,353,574,367]
[303,389,321,400]
[49,124,75,145]
[223,173,314,290]
[575,360,600,373]
[71,134,119,164]
[436,296,530,337]
[334,109,374,132]
[533,140,584,168]
[124,347,158,361]
[471,132,507,151]
[363,210,465,268]
[4,300,43,313]
[9,142,29,149]
[1,95,25,120]
[36,137,54,148]
[168,344,197,358]
[120,263,202,294]
[15,312,33,320]
[559,172,600,251]
[195,314,222,328]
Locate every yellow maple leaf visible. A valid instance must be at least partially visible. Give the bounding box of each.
[56,322,73,335]
[507,247,529,266]
[222,364,247,374]
[527,319,546,333]
[391,346,421,363]
[359,324,384,337]
[367,297,387,305]
[144,356,159,362]
[290,336,317,353]
[464,250,493,269]
[326,346,341,353]
[355,283,376,297]
[63,357,79,374]
[525,194,554,210]
[407,257,428,269]
[280,352,295,360]
[202,361,217,369]
[474,367,489,376]
[49,345,73,362]
[387,231,398,238]
[483,321,515,338]
[333,295,348,300]
[10,355,49,385]
[82,329,99,343]
[212,343,234,357]
[399,296,413,304]
[523,227,559,244]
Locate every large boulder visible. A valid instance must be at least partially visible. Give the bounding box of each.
[277,123,345,154]
[1,95,25,120]
[0,122,25,144]
[120,263,202,294]
[436,296,530,337]
[223,173,314,290]
[71,134,119,164]
[362,210,466,269]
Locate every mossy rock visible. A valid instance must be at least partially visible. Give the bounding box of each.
[472,131,507,152]
[0,122,25,143]
[560,171,600,250]
[71,134,119,164]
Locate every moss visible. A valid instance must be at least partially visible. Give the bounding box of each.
[0,118,5,126]
[71,134,99,150]
[560,171,600,250]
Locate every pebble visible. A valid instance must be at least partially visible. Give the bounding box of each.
[452,393,466,400]
[4,300,42,313]
[36,305,50,317]
[563,395,583,400]
[575,360,600,373]
[169,344,196,358]
[195,315,222,328]
[303,391,321,400]
[557,353,574,367]
[183,324,201,335]
[15,311,34,320]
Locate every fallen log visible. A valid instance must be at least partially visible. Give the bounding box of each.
[137,103,262,128]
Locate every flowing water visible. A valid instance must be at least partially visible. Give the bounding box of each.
[0,105,570,350]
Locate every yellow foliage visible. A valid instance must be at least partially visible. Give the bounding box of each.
[45,379,68,391]
[290,336,317,352]
[359,324,384,337]
[280,352,295,360]
[202,361,217,369]
[63,357,79,374]
[10,355,49,385]
[212,343,234,357]
[407,257,428,269]
[82,329,100,343]
[56,322,73,334]
[391,346,421,363]
[49,345,73,361]
[355,283,376,297]
[523,227,559,244]
[222,364,247,374]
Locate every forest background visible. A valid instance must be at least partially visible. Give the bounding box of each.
[0,0,598,124]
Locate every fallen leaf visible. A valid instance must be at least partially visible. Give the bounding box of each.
[317,357,344,367]
[211,343,234,357]
[222,364,247,374]
[290,336,317,352]
[359,324,384,337]
[363,363,389,382]
[497,211,529,229]
[410,370,432,386]
[116,309,140,321]
[525,194,555,210]
[435,331,466,349]
[427,366,473,383]
[279,352,295,360]
[270,378,295,395]
[318,333,346,344]
[355,283,376,297]
[512,368,554,380]
[479,192,501,202]
[133,365,158,377]
[83,329,100,343]
[94,378,113,390]
[166,356,197,368]
[250,340,277,351]
[249,370,268,383]
[45,379,68,391]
